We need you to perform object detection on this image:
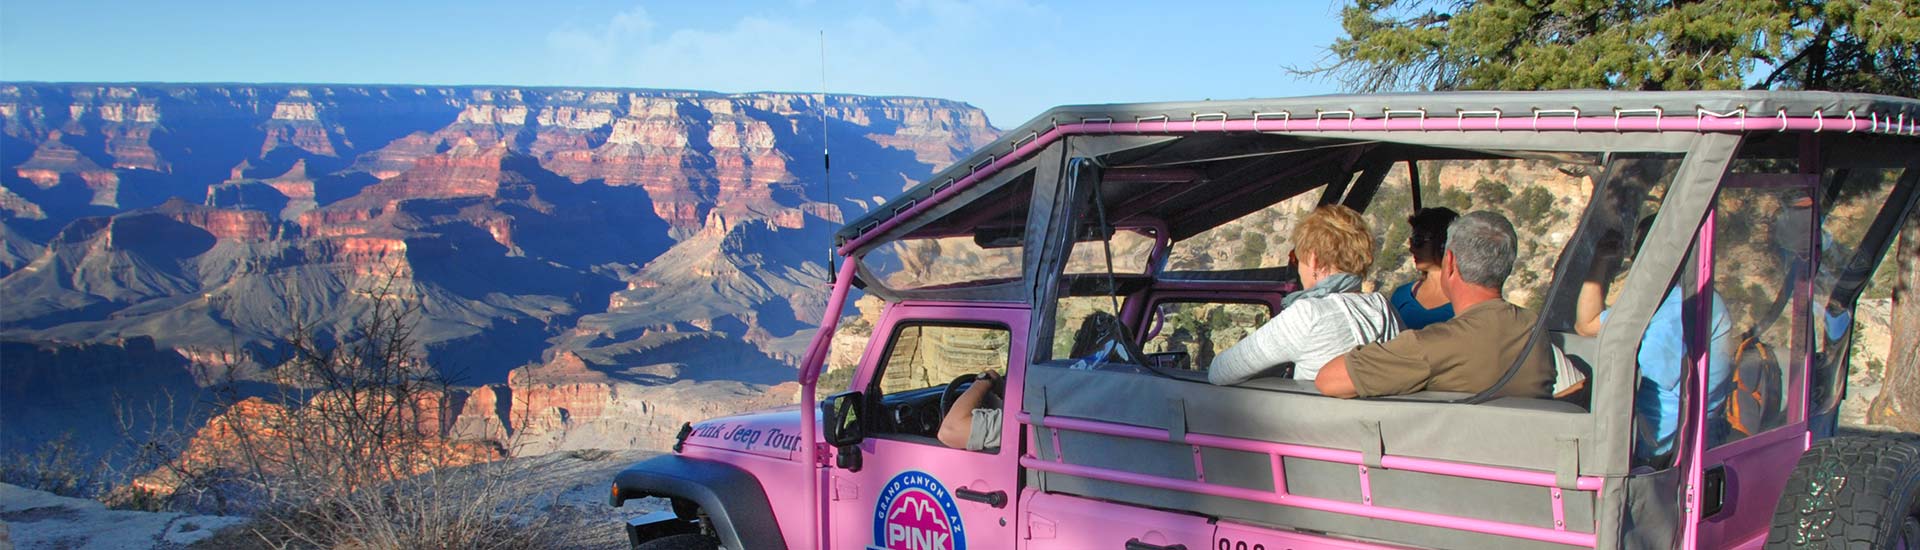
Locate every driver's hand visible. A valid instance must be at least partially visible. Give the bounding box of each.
[979,370,999,386]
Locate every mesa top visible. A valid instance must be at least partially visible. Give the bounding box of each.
[1345,299,1554,399]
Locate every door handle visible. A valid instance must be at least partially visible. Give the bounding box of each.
[954,487,1007,508]
[1702,465,1727,518]
[1124,539,1186,550]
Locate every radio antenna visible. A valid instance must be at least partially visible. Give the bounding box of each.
[818,30,836,273]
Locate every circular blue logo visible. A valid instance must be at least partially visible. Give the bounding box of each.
[872,470,966,550]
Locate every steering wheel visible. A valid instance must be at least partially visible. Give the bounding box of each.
[939,374,979,418]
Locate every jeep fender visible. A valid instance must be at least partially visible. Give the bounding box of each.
[611,454,787,549]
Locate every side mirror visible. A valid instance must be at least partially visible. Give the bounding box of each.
[1145,350,1192,371]
[821,391,867,447]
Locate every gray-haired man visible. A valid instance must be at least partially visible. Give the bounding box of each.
[1316,211,1554,399]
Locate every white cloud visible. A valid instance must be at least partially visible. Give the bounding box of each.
[546,5,657,77]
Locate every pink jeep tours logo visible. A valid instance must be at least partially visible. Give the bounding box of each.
[872,470,966,550]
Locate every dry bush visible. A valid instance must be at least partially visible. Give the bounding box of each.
[0,432,109,498]
[242,461,555,550]
[107,386,242,514]
[131,274,560,549]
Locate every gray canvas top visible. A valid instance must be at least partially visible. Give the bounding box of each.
[837,90,1920,252]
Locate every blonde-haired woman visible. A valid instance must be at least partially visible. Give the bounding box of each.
[1209,205,1403,384]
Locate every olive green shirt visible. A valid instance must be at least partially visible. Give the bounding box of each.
[1345,300,1555,399]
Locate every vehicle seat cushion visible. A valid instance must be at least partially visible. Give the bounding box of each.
[1023,363,1593,472]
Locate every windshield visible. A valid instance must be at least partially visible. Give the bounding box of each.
[1063,227,1159,276]
[859,171,1035,291]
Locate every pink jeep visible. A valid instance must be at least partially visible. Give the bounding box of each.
[611,91,1920,549]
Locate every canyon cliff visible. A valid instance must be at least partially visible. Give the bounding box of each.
[0,83,997,461]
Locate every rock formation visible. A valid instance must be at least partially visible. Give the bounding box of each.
[0,83,997,465]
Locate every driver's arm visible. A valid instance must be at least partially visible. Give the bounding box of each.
[938,373,996,448]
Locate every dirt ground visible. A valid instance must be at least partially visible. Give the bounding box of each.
[503,449,669,550]
[1840,299,1895,430]
[0,450,664,550]
[0,482,245,550]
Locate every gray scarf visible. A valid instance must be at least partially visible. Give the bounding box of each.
[1282,272,1362,308]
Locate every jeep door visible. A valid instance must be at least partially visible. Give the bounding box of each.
[828,302,1028,550]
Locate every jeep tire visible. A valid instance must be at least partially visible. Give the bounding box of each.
[634,533,720,550]
[1766,435,1920,549]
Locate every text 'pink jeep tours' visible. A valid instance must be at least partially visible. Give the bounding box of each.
[611,91,1920,550]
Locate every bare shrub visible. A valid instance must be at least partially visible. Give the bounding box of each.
[0,432,108,498]
[107,386,240,514]
[132,274,558,549]
[245,460,555,550]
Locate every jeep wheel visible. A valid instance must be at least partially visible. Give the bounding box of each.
[1766,435,1920,549]
[634,533,719,550]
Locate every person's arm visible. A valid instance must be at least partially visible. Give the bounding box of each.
[1326,332,1432,398]
[1573,278,1607,338]
[1576,234,1626,337]
[1315,356,1358,398]
[938,371,996,448]
[1209,306,1311,385]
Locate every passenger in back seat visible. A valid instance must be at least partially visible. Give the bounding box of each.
[1575,218,1733,462]
[1209,205,1401,385]
[1390,207,1458,330]
[1315,211,1555,399]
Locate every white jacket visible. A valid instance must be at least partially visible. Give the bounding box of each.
[1208,292,1402,384]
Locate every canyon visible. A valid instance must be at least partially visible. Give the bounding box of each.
[0,83,998,467]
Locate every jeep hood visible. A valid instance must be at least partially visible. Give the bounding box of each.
[681,409,811,461]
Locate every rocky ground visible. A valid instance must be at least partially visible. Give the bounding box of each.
[477,449,668,550]
[0,449,662,550]
[1839,298,1894,429]
[0,482,245,550]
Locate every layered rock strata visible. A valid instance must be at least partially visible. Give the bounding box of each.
[0,83,996,469]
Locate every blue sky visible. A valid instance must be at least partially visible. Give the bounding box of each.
[0,0,1346,127]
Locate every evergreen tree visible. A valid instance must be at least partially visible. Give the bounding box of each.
[1306,0,1917,95]
[1306,0,1920,430]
